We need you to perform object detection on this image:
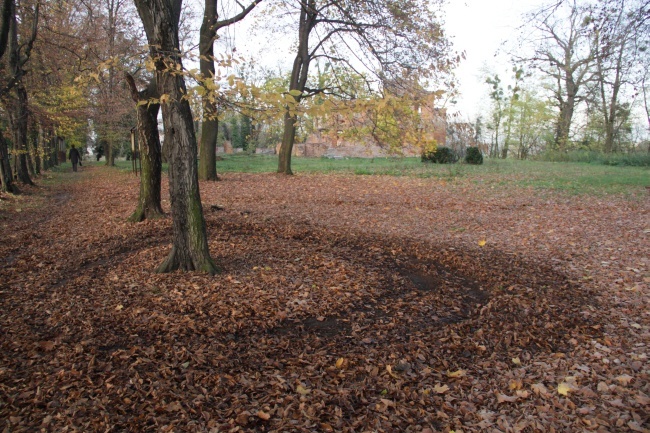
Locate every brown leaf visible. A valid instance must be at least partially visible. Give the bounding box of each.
[257,411,271,421]
[496,393,518,403]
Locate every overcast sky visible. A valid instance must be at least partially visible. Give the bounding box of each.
[443,0,544,120]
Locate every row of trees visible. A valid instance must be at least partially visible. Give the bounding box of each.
[480,0,650,159]
[0,0,457,273]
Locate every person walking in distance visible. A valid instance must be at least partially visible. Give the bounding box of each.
[68,145,82,172]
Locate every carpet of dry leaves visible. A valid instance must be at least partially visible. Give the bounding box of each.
[0,165,648,433]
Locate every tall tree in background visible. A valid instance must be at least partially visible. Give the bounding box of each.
[93,0,141,166]
[591,0,649,153]
[2,0,38,185]
[274,0,455,174]
[485,74,504,158]
[518,0,596,152]
[197,0,261,181]
[500,67,524,159]
[134,0,218,274]
[28,0,95,166]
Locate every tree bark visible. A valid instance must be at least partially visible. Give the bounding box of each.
[135,0,218,274]
[33,126,41,175]
[278,112,297,174]
[8,83,33,185]
[198,0,218,181]
[125,74,164,222]
[0,128,17,193]
[105,139,115,166]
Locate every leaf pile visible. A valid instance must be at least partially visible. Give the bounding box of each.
[1,167,648,432]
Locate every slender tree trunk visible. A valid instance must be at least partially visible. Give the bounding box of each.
[135,0,218,274]
[26,127,36,176]
[33,126,41,175]
[277,0,315,174]
[125,74,164,222]
[198,0,218,181]
[196,0,261,179]
[40,126,49,171]
[49,135,57,167]
[0,129,17,193]
[278,112,297,174]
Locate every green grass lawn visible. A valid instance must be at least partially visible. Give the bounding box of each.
[106,154,648,196]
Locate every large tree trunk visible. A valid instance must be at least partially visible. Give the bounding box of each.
[198,0,218,181]
[105,139,115,166]
[135,0,218,274]
[8,83,33,185]
[555,94,575,153]
[125,74,164,222]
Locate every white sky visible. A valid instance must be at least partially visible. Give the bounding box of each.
[442,0,543,120]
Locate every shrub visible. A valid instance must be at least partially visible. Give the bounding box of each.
[465,146,483,165]
[422,146,458,164]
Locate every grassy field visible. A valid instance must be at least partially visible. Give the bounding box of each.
[105,154,648,196]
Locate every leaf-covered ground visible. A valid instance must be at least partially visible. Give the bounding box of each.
[1,166,648,432]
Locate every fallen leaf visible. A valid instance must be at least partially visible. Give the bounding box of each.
[257,411,271,421]
[628,421,650,433]
[615,374,633,385]
[516,390,530,399]
[531,383,549,396]
[635,393,650,405]
[433,384,449,394]
[320,423,334,432]
[478,239,486,247]
[447,369,466,378]
[236,411,251,425]
[496,393,518,403]
[597,382,610,392]
[296,385,311,395]
[557,382,572,396]
[386,364,398,378]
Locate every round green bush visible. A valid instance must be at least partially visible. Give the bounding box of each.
[465,146,483,165]
[421,146,458,164]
